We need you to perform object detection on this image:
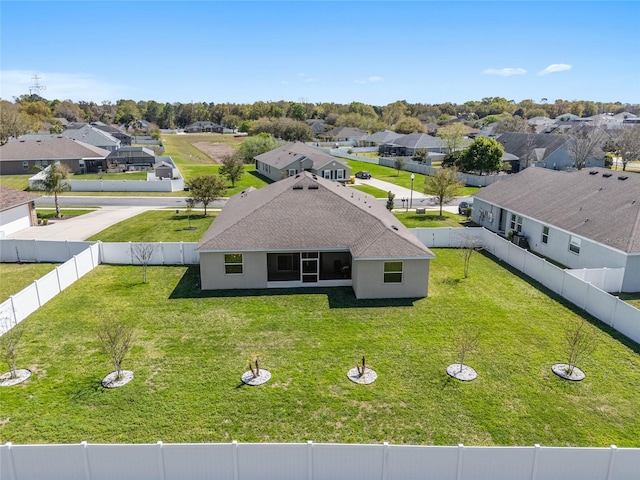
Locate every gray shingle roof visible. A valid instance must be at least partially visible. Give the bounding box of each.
[496,133,568,163]
[386,133,445,149]
[0,186,40,211]
[254,142,347,171]
[197,171,435,259]
[362,130,404,144]
[21,125,120,149]
[0,137,110,161]
[474,167,640,253]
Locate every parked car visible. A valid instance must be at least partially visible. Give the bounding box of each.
[458,201,473,215]
[355,171,372,179]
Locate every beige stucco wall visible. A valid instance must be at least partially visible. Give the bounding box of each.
[352,258,430,299]
[199,251,268,290]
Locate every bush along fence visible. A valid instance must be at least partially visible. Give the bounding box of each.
[1,441,638,480]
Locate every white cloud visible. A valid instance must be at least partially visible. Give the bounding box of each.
[0,70,133,102]
[538,64,572,76]
[304,78,317,83]
[482,68,527,77]
[355,75,384,85]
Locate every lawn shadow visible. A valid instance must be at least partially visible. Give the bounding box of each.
[248,170,274,184]
[169,266,418,308]
[480,250,640,354]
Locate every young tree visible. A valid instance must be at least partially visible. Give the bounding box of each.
[564,319,597,376]
[97,318,135,381]
[614,125,640,171]
[131,242,158,283]
[455,329,480,374]
[187,175,226,216]
[184,197,196,230]
[30,163,71,218]
[394,157,406,176]
[0,312,24,380]
[386,190,395,211]
[219,153,245,187]
[566,124,606,170]
[423,167,462,217]
[460,234,483,278]
[436,122,466,153]
[459,137,504,175]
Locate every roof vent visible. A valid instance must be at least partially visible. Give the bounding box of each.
[308,184,318,190]
[598,187,602,191]
[295,174,300,178]
[312,174,317,180]
[391,225,399,231]
[602,173,612,178]
[293,185,303,190]
[618,176,628,181]
[589,170,598,175]
[584,218,589,223]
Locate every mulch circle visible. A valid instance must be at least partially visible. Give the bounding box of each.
[347,367,377,384]
[446,364,477,381]
[551,363,585,381]
[101,370,134,388]
[0,369,31,387]
[241,369,271,386]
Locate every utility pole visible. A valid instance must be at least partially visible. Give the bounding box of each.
[29,74,47,97]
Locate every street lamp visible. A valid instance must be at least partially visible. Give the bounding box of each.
[410,173,415,209]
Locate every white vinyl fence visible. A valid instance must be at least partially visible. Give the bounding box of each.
[99,241,199,265]
[411,227,640,345]
[1,441,637,480]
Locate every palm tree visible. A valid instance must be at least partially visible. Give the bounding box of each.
[31,163,71,218]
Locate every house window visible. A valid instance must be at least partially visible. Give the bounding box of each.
[569,236,581,254]
[224,253,243,274]
[23,161,29,170]
[541,226,549,244]
[383,261,403,283]
[510,214,523,233]
[336,169,345,180]
[288,169,297,177]
[323,170,331,179]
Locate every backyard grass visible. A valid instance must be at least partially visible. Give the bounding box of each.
[36,208,96,219]
[618,293,640,309]
[349,184,387,197]
[87,210,218,242]
[72,172,147,180]
[393,211,472,228]
[0,263,59,301]
[1,250,639,446]
[0,175,31,191]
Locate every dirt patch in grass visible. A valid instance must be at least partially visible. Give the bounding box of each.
[191,142,235,164]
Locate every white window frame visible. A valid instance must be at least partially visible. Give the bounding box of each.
[22,161,29,170]
[541,226,549,244]
[569,236,581,255]
[336,169,345,180]
[288,168,297,177]
[323,170,332,179]
[383,261,403,284]
[224,253,244,275]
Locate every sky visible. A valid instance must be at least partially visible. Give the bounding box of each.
[1,1,639,107]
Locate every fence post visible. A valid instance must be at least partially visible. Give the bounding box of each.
[232,440,239,480]
[34,280,42,307]
[55,266,62,293]
[9,296,18,325]
[530,444,540,480]
[606,445,617,480]
[157,441,166,480]
[129,242,134,265]
[456,444,464,480]
[73,255,80,280]
[6,442,17,480]
[307,441,313,480]
[81,441,91,480]
[382,442,389,480]
[66,240,71,261]
[610,298,619,329]
[180,242,185,266]
[34,239,40,262]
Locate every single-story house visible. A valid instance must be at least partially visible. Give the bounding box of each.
[496,132,605,172]
[154,161,174,179]
[472,167,640,292]
[90,122,132,146]
[359,130,403,147]
[306,119,329,136]
[254,142,350,182]
[0,137,110,175]
[379,133,446,157]
[196,172,435,299]
[106,147,156,171]
[184,122,224,133]
[0,187,40,237]
[21,125,121,152]
[319,126,368,142]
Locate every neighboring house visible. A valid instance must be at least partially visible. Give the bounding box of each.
[91,122,132,146]
[496,132,605,172]
[379,132,446,157]
[184,121,223,133]
[196,171,435,299]
[254,142,350,182]
[320,126,368,142]
[106,146,156,171]
[359,130,403,147]
[472,167,640,292]
[20,125,121,152]
[527,116,556,134]
[0,137,110,175]
[0,187,40,237]
[306,119,329,136]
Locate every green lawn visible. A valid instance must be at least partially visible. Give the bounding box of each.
[36,208,96,220]
[0,175,31,191]
[0,263,59,301]
[394,211,473,228]
[2,250,639,446]
[72,172,147,180]
[87,210,217,242]
[618,293,640,309]
[349,184,388,197]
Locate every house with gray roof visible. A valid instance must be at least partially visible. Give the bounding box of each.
[21,125,121,152]
[184,121,223,133]
[472,167,640,292]
[360,130,403,146]
[0,187,41,237]
[320,126,368,142]
[255,142,350,182]
[0,137,110,175]
[196,171,435,299]
[379,133,446,157]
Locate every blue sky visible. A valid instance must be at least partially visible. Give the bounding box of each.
[1,1,639,106]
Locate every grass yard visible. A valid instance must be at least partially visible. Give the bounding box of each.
[0,263,59,301]
[87,210,217,242]
[72,172,147,180]
[37,208,96,220]
[393,211,473,228]
[349,184,387,197]
[1,250,639,446]
[0,175,31,191]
